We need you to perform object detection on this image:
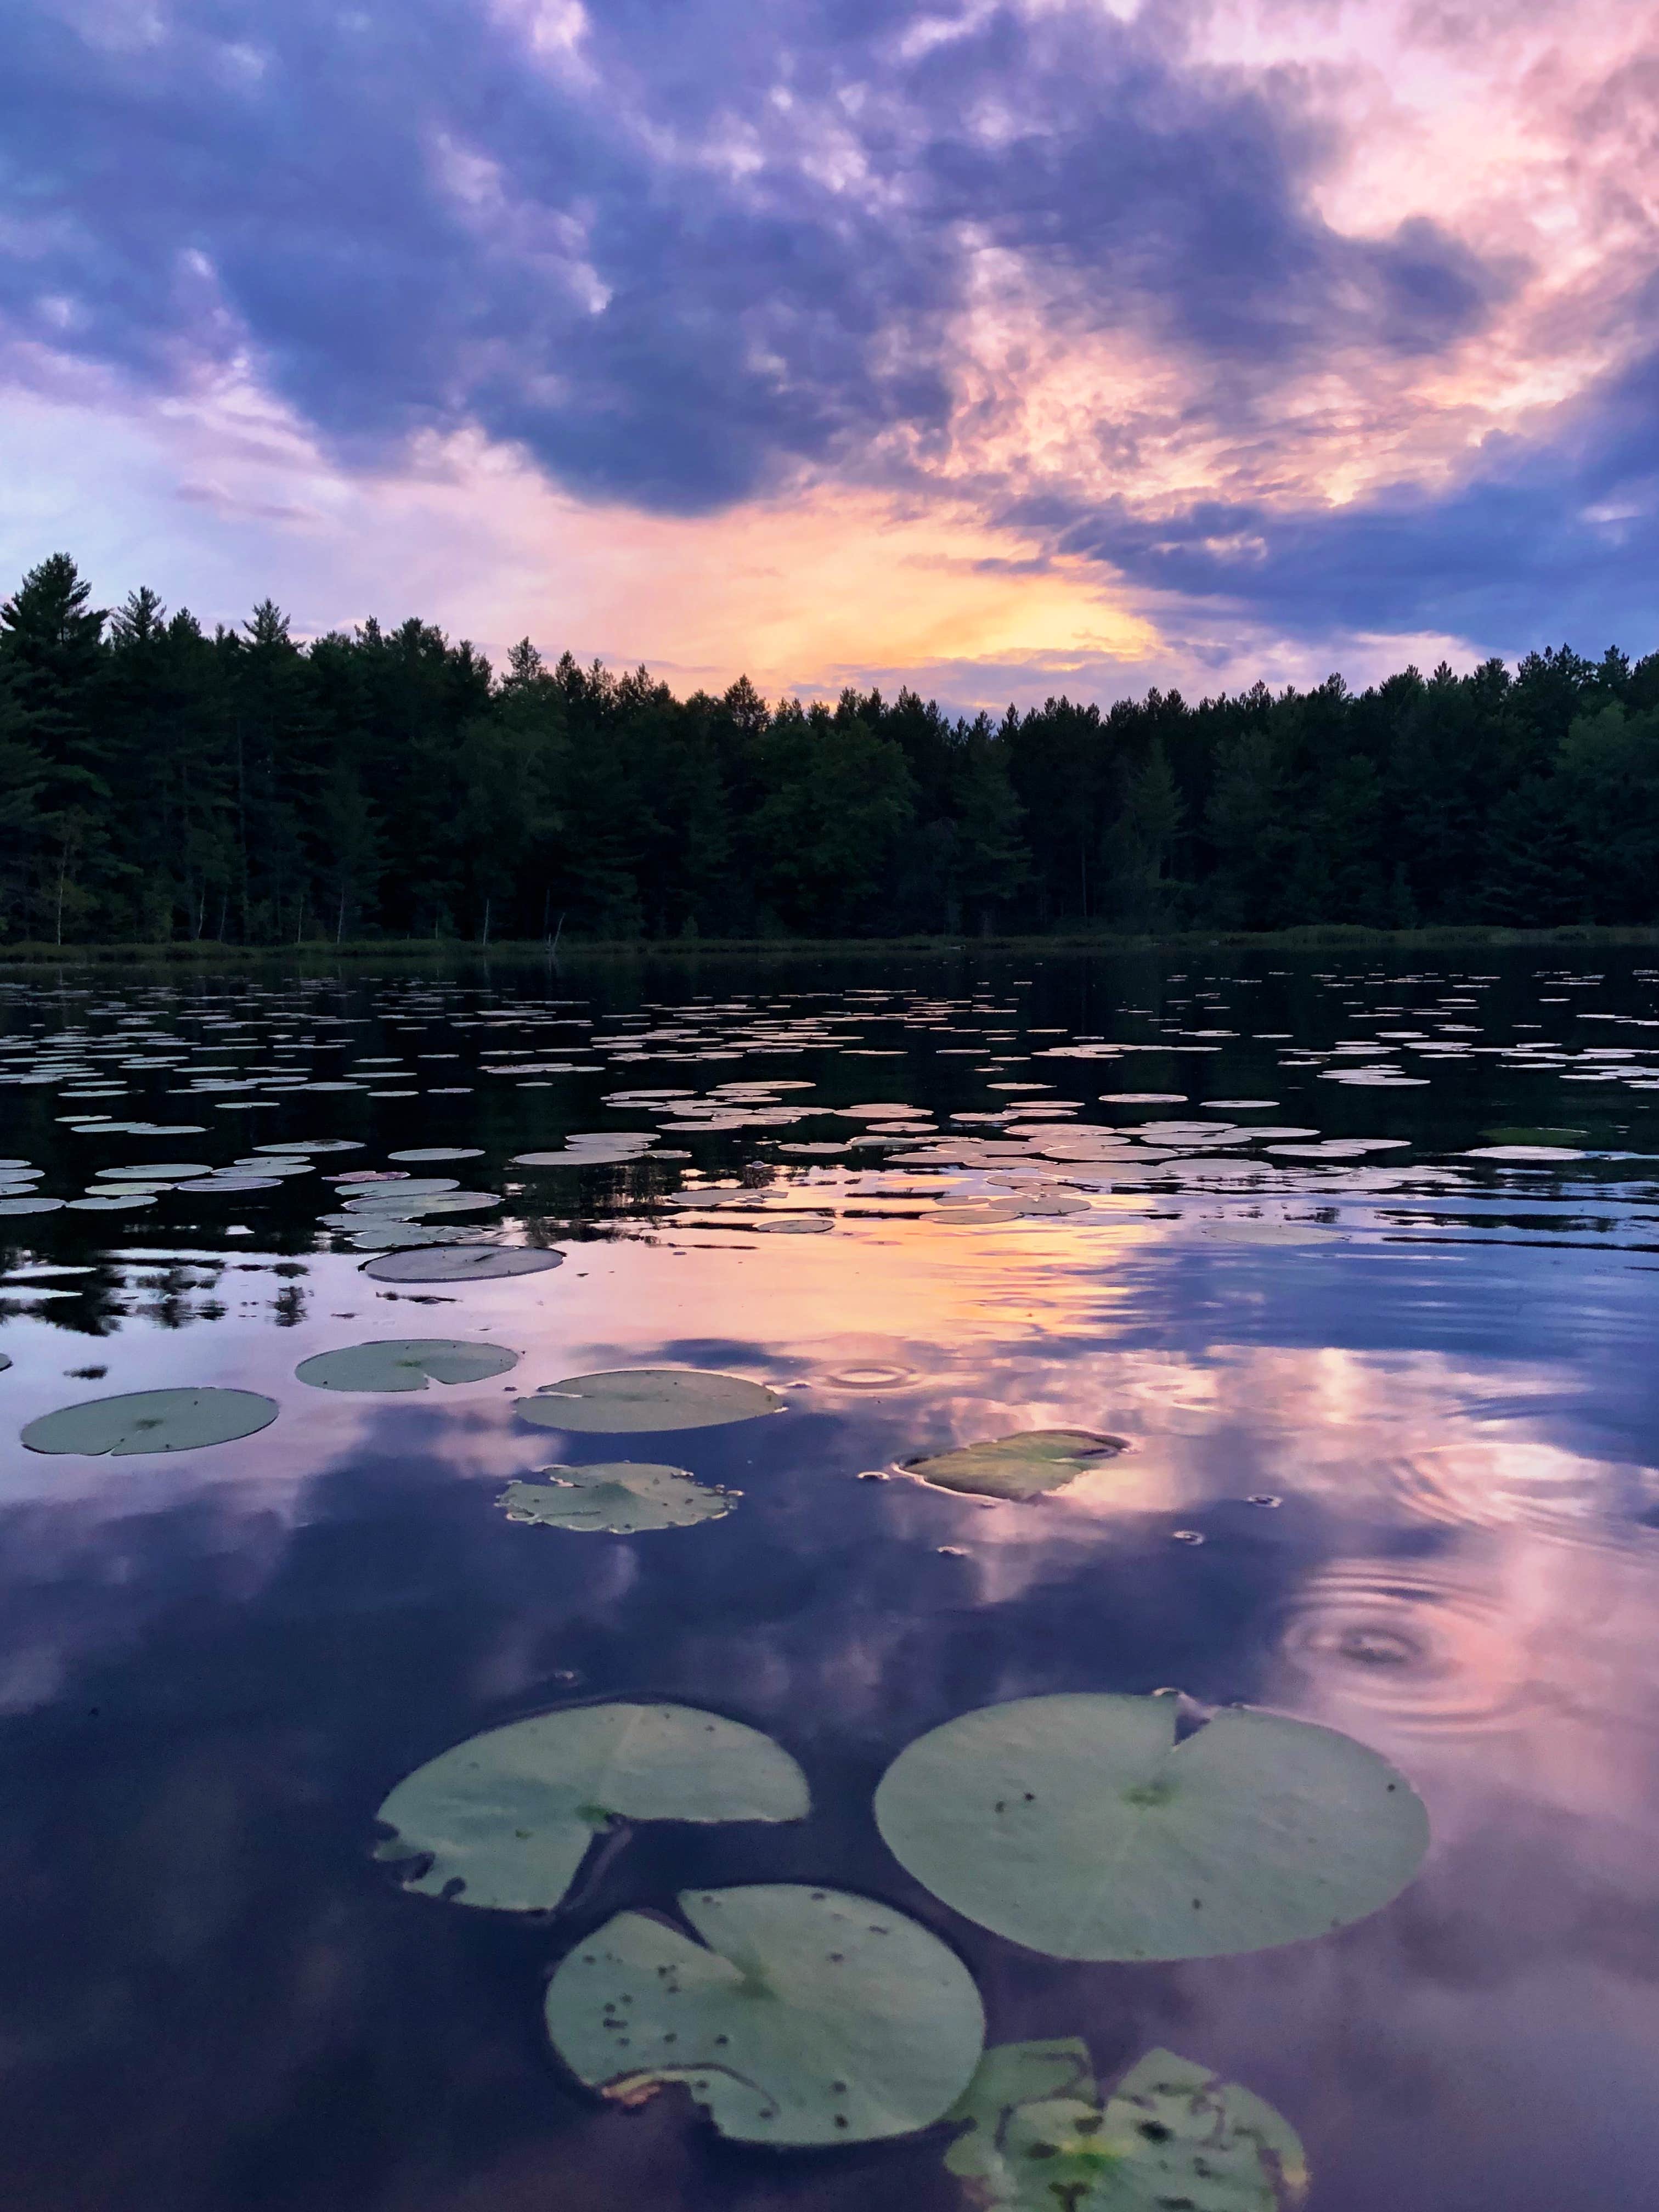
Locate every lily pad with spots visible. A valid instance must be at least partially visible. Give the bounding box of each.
[873,1692,1429,1961]
[21,1386,279,1457]
[296,1339,520,1392]
[902,1430,1130,1502]
[518,1368,785,1434]
[544,1883,984,2147]
[374,1702,808,1913]
[498,1462,737,1532]
[944,2036,1307,2209]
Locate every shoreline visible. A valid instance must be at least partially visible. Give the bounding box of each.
[0,922,1655,967]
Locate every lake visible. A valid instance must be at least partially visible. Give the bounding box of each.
[2,945,1656,2211]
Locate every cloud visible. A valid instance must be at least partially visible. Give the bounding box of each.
[1,2,1511,498]
[2,0,1656,674]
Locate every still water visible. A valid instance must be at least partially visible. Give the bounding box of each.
[2,947,1657,2210]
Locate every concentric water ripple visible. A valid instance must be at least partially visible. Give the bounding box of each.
[1274,1559,1538,1735]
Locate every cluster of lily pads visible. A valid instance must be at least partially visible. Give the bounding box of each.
[15,1353,782,1538]
[368,1686,1425,2186]
[0,965,1643,1260]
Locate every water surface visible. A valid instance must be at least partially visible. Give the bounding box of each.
[3,947,1657,2210]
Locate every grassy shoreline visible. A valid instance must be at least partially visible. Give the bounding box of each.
[0,923,1656,968]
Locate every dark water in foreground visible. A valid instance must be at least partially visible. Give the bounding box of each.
[2,947,1657,2211]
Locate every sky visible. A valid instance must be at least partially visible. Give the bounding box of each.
[4,0,1657,712]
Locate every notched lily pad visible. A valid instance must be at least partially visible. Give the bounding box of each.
[361,1244,563,1282]
[945,2036,1307,2209]
[902,1429,1130,1502]
[296,1339,520,1392]
[873,1692,1429,1961]
[374,1702,808,1912]
[544,1883,985,2147]
[519,1368,785,1434]
[498,1462,737,1533]
[21,1386,279,1457]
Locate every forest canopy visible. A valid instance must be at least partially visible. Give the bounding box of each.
[2,553,1656,946]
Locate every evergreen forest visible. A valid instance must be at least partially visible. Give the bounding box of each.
[3,552,1657,947]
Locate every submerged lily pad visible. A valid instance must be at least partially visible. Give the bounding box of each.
[903,1430,1130,1501]
[374,1702,808,1912]
[498,1462,737,1532]
[21,1386,279,1457]
[296,1339,520,1392]
[519,1369,785,1434]
[361,1244,563,1282]
[945,2037,1307,2210]
[873,1693,1428,1960]
[544,1884,984,2146]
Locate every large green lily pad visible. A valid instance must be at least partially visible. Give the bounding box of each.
[945,2037,1307,2209]
[374,1703,808,1913]
[544,1883,984,2146]
[519,1369,785,1434]
[902,1430,1130,1501]
[296,1339,520,1392]
[498,1462,737,1532]
[21,1386,280,1457]
[873,1694,1428,1960]
[361,1244,562,1282]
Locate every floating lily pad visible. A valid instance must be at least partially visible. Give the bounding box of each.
[255,1139,363,1154]
[933,1197,1031,1224]
[498,1462,737,1532]
[296,1339,520,1392]
[175,1176,281,1193]
[902,1430,1131,1502]
[945,2037,1307,2209]
[21,1386,280,1457]
[374,1703,808,1912]
[361,1244,563,1282]
[873,1693,1429,1960]
[518,1369,785,1434]
[0,1197,64,1215]
[544,1884,984,2146]
[99,1163,211,1181]
[388,1147,484,1163]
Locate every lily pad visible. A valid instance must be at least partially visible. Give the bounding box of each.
[518,1369,785,1434]
[498,1462,737,1532]
[0,1197,65,1215]
[945,2037,1307,2210]
[296,1339,520,1392]
[361,1244,563,1282]
[902,1430,1131,1501]
[374,1702,808,1912]
[544,1883,984,2146]
[872,1693,1429,1960]
[388,1147,484,1163]
[21,1386,280,1457]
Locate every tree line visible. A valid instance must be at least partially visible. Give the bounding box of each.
[2,551,1656,945]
